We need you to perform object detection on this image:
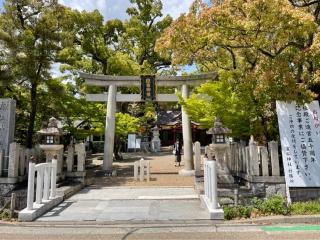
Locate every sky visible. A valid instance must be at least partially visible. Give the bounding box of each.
[0,0,195,20]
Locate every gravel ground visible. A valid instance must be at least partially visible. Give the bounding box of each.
[88,151,196,187]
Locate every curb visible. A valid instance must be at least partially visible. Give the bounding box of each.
[227,214,320,225]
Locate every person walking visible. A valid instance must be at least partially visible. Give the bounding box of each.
[173,139,182,166]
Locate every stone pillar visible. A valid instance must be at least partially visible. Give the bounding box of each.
[19,147,26,176]
[268,141,280,176]
[104,84,117,171]
[180,84,194,175]
[75,143,85,172]
[0,149,3,177]
[194,141,201,176]
[0,99,16,158]
[249,137,259,176]
[67,144,74,172]
[260,146,269,176]
[8,142,20,178]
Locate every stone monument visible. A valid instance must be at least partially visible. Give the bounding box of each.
[0,99,16,156]
[206,117,234,184]
[0,99,16,173]
[151,126,161,152]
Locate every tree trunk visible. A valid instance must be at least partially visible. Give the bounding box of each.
[26,82,38,148]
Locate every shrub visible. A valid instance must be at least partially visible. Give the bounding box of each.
[290,200,320,215]
[250,195,288,215]
[0,209,11,220]
[224,206,252,220]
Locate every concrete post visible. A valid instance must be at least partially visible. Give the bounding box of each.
[27,162,35,210]
[50,159,57,198]
[180,84,194,174]
[104,84,117,171]
[36,166,44,204]
[43,166,51,200]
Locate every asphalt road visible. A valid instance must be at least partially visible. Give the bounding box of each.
[1,223,320,240]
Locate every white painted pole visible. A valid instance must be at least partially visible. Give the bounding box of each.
[27,162,35,210]
[181,84,194,171]
[43,165,50,200]
[50,159,57,198]
[210,160,218,209]
[104,84,117,171]
[36,166,44,204]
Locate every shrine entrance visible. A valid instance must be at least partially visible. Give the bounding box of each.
[81,72,217,175]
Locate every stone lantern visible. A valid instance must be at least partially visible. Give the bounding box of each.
[206,117,234,184]
[207,117,231,144]
[37,117,64,176]
[151,125,161,152]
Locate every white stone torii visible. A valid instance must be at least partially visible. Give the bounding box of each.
[81,72,218,175]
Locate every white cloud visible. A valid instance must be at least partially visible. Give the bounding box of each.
[58,0,193,20]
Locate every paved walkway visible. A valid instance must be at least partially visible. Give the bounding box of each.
[37,187,208,222]
[36,151,208,222]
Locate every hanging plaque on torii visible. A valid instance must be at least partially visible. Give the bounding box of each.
[141,75,156,101]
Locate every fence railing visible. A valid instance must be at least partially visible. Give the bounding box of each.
[204,160,218,210]
[27,159,57,210]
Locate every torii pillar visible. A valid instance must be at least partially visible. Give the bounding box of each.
[104,84,117,171]
[180,84,194,175]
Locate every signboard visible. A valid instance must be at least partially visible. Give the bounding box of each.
[135,138,141,149]
[0,99,16,156]
[127,134,136,149]
[276,101,320,187]
[141,75,156,101]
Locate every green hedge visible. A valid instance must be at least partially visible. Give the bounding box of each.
[224,195,320,220]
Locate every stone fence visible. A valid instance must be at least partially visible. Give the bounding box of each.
[0,142,39,179]
[225,139,286,198]
[228,140,281,177]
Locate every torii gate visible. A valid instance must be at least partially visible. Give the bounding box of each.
[80,72,218,175]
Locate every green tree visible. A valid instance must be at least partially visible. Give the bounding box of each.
[156,0,320,139]
[123,0,172,73]
[0,0,68,147]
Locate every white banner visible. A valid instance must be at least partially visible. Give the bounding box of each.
[276,101,320,187]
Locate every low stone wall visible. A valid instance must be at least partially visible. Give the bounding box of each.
[290,188,320,202]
